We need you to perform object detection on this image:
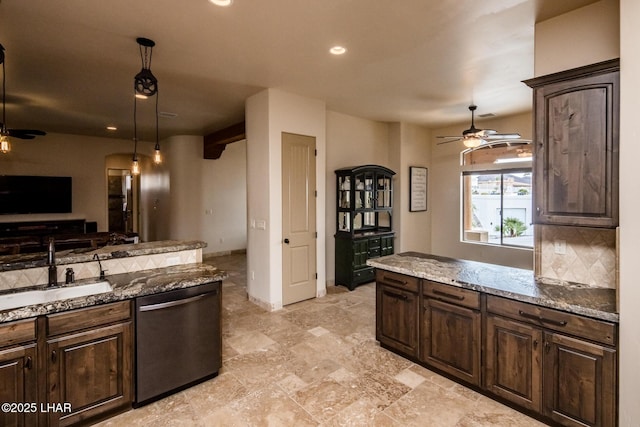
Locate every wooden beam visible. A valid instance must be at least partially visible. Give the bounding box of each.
[203,121,246,159]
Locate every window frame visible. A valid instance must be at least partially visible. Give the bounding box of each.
[461,167,533,249]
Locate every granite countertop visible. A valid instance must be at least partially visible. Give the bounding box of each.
[367,252,618,323]
[0,240,208,272]
[0,263,227,323]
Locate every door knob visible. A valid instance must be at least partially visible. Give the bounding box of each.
[284,238,290,244]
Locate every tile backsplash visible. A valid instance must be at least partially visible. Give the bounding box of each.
[0,248,202,291]
[535,225,617,289]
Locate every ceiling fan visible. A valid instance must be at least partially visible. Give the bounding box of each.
[436,105,523,148]
[1,43,46,153]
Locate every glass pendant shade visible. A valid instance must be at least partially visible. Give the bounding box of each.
[0,134,10,153]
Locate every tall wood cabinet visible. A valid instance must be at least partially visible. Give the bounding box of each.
[524,59,619,228]
[335,165,395,290]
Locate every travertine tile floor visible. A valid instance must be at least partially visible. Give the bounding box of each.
[96,253,546,426]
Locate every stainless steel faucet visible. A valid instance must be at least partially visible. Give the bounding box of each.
[47,237,57,287]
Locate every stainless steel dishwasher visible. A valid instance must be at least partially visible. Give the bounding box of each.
[134,281,222,406]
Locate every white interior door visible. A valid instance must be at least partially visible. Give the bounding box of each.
[282,132,316,305]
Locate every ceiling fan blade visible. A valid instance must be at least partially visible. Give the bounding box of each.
[436,138,462,145]
[6,129,47,139]
[484,133,521,140]
[436,135,461,139]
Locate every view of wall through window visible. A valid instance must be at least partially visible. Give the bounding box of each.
[462,170,533,248]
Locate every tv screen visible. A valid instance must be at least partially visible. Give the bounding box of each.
[0,176,72,214]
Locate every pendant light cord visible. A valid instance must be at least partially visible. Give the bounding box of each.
[133,91,138,161]
[1,57,6,133]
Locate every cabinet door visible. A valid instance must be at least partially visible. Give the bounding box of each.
[421,298,481,386]
[543,332,616,427]
[376,284,418,357]
[533,68,619,227]
[352,239,369,270]
[380,235,394,256]
[0,344,37,427]
[47,321,132,427]
[485,315,543,412]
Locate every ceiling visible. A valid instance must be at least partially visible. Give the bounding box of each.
[0,0,598,142]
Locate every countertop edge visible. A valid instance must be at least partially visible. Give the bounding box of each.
[368,255,619,323]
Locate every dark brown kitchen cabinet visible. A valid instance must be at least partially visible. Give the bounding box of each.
[0,319,38,427]
[486,295,617,427]
[524,59,619,228]
[543,332,616,427]
[420,281,481,387]
[45,301,133,427]
[485,314,543,412]
[375,270,419,358]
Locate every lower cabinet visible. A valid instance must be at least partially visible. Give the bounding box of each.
[375,272,618,427]
[485,314,543,412]
[543,332,617,427]
[375,270,419,357]
[420,281,481,386]
[45,301,133,427]
[486,295,617,427]
[336,232,394,290]
[0,319,38,427]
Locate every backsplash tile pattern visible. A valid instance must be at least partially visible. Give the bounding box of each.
[535,225,616,289]
[0,249,201,291]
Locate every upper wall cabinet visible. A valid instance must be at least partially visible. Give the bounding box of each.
[524,59,619,228]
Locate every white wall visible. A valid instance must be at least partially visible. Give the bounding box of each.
[618,0,639,424]
[246,89,326,309]
[325,111,391,285]
[166,135,247,255]
[389,122,432,254]
[429,112,534,269]
[200,140,247,254]
[534,0,619,76]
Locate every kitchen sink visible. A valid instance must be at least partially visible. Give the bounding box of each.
[0,281,113,311]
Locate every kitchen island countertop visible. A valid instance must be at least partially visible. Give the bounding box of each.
[0,262,227,323]
[367,252,618,323]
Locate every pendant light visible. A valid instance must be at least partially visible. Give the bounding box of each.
[132,37,161,174]
[1,44,11,154]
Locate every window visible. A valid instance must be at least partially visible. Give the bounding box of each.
[461,142,533,248]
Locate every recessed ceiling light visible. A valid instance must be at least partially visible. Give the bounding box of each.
[106,126,117,131]
[330,46,347,55]
[209,0,233,6]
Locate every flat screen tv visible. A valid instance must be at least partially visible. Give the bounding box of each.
[0,175,72,214]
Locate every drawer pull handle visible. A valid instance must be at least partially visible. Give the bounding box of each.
[384,290,408,301]
[384,276,408,286]
[518,310,567,327]
[432,289,465,301]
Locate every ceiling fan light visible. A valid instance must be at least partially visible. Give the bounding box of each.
[463,137,483,148]
[0,134,10,154]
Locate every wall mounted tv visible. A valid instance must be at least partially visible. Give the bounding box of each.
[0,176,72,215]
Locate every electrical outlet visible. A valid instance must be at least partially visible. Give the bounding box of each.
[251,271,255,280]
[554,240,566,255]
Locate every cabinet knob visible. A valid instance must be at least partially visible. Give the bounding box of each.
[533,340,538,350]
[25,356,32,370]
[51,350,57,363]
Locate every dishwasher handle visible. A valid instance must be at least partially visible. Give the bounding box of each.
[138,291,216,312]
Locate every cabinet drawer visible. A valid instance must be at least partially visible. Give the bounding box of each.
[376,270,419,293]
[353,267,375,284]
[424,281,480,310]
[369,237,381,248]
[486,296,616,346]
[368,247,381,258]
[0,318,36,347]
[47,300,131,337]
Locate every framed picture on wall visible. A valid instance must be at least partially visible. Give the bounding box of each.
[410,166,427,212]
